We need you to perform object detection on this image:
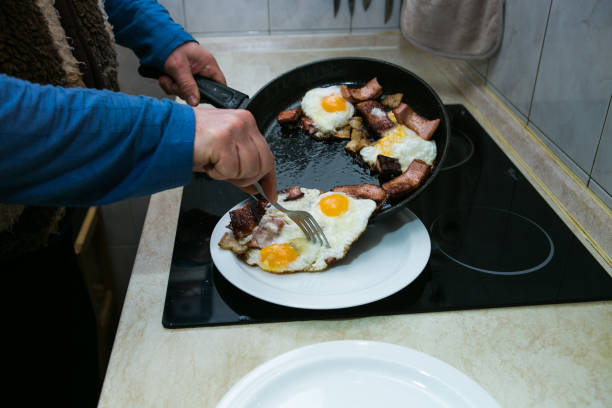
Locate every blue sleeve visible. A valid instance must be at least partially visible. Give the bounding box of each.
[0,74,195,206]
[104,0,196,70]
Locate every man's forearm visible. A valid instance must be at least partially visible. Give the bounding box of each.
[0,74,194,206]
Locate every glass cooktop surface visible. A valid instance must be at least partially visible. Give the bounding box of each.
[162,105,612,328]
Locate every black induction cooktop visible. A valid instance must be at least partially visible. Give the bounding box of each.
[162,105,612,328]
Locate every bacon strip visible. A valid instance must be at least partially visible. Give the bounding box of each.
[301,116,317,135]
[349,78,383,102]
[279,186,304,201]
[277,107,302,124]
[382,159,431,200]
[247,217,285,249]
[339,85,357,103]
[332,184,388,212]
[392,103,440,140]
[229,203,258,239]
[356,100,395,136]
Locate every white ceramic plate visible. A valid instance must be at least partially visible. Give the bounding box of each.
[210,200,430,309]
[217,340,501,408]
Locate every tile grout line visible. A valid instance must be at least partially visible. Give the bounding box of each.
[526,0,553,123]
[587,94,611,186]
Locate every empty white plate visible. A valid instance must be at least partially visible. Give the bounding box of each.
[210,203,430,309]
[217,340,500,408]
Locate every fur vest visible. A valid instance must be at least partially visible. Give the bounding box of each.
[0,0,119,258]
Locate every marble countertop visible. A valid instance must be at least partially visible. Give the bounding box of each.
[98,33,612,407]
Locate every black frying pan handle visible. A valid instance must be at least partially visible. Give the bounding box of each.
[138,65,250,109]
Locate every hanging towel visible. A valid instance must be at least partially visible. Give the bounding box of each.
[400,0,504,60]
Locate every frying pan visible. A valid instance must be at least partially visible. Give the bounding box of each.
[140,57,449,220]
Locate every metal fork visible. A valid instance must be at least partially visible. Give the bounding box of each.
[253,182,330,248]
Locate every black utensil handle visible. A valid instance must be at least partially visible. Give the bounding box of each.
[137,65,249,109]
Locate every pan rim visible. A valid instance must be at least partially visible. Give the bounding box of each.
[247,56,450,220]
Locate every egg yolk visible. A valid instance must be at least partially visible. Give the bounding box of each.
[376,127,406,156]
[260,243,298,272]
[321,94,347,112]
[319,193,349,217]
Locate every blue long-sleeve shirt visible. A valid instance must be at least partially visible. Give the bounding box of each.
[0,0,197,206]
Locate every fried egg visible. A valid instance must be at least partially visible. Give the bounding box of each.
[360,112,437,171]
[242,188,376,273]
[301,86,355,135]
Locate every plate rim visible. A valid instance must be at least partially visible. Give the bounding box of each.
[217,340,501,408]
[210,200,430,309]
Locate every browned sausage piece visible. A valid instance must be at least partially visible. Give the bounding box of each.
[349,78,384,102]
[339,85,357,103]
[229,203,259,239]
[356,100,395,136]
[332,184,388,212]
[392,103,440,140]
[382,159,431,200]
[280,186,304,201]
[301,116,317,135]
[375,155,402,182]
[277,107,302,124]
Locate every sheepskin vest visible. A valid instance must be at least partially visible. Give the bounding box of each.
[0,0,119,258]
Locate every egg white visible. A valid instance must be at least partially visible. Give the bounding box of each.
[301,86,355,134]
[360,123,437,172]
[242,189,376,273]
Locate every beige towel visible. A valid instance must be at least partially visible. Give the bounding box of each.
[400,0,504,60]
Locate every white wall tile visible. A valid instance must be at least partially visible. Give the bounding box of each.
[270,0,350,32]
[185,0,269,34]
[591,100,612,194]
[157,0,186,26]
[351,0,400,30]
[487,0,550,117]
[529,0,612,173]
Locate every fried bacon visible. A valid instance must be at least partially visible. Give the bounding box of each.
[382,159,431,200]
[280,186,304,201]
[349,78,383,102]
[392,103,440,140]
[356,100,395,136]
[228,203,258,239]
[375,155,402,182]
[255,197,269,217]
[301,116,317,135]
[339,85,357,103]
[332,184,388,212]
[381,93,403,109]
[247,217,285,249]
[277,107,302,124]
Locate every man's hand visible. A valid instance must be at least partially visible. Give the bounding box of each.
[160,42,226,106]
[192,107,277,201]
